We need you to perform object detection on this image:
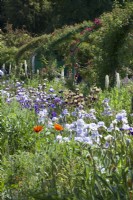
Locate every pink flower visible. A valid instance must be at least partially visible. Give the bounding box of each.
[94,18,102,26]
[85,27,93,32]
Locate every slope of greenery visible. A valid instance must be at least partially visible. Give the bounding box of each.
[15,1,133,88]
[0,2,132,89]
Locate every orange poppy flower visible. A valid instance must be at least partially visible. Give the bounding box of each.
[33,125,43,133]
[54,123,64,131]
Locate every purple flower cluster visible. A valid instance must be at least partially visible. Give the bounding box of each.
[1,80,133,146]
[1,81,64,123]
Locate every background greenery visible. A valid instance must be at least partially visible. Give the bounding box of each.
[0,1,133,88]
[0,0,125,34]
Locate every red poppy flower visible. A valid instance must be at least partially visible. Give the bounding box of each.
[54,124,64,131]
[33,125,43,133]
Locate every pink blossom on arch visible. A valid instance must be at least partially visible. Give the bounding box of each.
[85,27,94,32]
[94,18,102,26]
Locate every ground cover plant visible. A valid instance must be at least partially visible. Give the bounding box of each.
[1,76,133,200]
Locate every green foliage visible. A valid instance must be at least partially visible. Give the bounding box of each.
[15,20,93,76]
[15,34,51,62]
[2,0,53,33]
[0,25,32,65]
[2,139,133,200]
[1,78,133,199]
[0,1,133,89]
[0,46,17,65]
[0,100,36,155]
[117,29,133,74]
[3,23,32,48]
[1,0,115,34]
[91,1,133,87]
[15,2,133,88]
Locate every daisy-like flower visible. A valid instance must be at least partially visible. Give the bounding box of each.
[33,125,43,133]
[54,123,64,131]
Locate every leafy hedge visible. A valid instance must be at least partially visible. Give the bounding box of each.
[0,27,32,66]
[15,21,93,61]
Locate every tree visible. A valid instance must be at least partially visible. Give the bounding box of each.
[0,0,5,29]
[1,0,126,34]
[51,0,89,27]
[2,0,53,33]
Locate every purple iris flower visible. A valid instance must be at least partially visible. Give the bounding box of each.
[71,111,77,116]
[129,127,133,135]
[34,104,39,113]
[54,97,61,103]
[105,142,110,148]
[116,111,127,122]
[52,111,57,117]
[119,128,124,131]
[50,103,56,108]
[62,109,69,115]
[6,98,11,103]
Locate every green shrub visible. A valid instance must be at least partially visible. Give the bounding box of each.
[0,26,32,65]
[91,1,133,87]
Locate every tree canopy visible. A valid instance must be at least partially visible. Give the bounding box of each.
[0,0,125,34]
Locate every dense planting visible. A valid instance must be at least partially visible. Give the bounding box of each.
[1,77,133,200]
[0,2,133,199]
